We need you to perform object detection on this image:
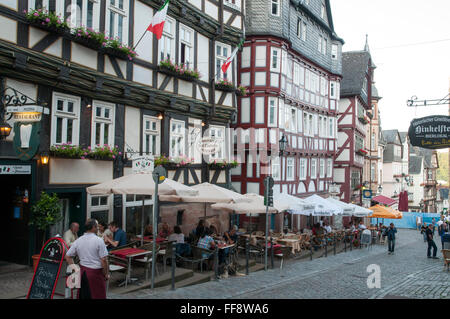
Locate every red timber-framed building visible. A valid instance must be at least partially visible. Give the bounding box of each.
[230,0,344,231]
[333,40,375,206]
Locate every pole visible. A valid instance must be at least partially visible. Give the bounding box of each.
[214,247,219,280]
[264,184,269,271]
[141,198,145,247]
[171,244,176,290]
[245,237,249,275]
[151,174,159,290]
[133,29,148,51]
[270,237,274,269]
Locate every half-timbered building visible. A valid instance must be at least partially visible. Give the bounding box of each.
[0,0,244,264]
[333,42,374,205]
[232,0,344,231]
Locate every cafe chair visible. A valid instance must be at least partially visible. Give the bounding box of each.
[134,245,160,282]
[107,255,128,290]
[192,246,214,272]
[275,245,292,270]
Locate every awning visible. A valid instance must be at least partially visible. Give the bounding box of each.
[303,194,343,216]
[274,193,316,215]
[326,198,355,216]
[372,195,398,207]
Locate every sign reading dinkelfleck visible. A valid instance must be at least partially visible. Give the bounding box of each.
[408,115,450,149]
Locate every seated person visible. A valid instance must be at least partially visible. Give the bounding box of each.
[197,227,216,269]
[105,221,127,250]
[144,224,153,237]
[158,222,172,239]
[348,222,356,232]
[358,221,367,230]
[223,225,238,245]
[98,221,113,248]
[209,224,218,237]
[63,222,79,248]
[323,223,332,234]
[168,225,185,244]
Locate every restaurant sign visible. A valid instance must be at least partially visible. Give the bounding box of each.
[0,165,31,174]
[408,115,450,149]
[132,155,154,174]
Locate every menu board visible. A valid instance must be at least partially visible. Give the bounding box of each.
[27,237,67,299]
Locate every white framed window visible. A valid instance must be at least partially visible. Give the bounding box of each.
[322,37,327,55]
[255,97,265,124]
[143,115,161,155]
[170,119,185,157]
[88,194,113,225]
[297,109,303,133]
[271,0,280,16]
[285,104,291,131]
[299,158,307,180]
[51,93,81,146]
[321,3,325,19]
[69,0,100,29]
[271,47,280,72]
[303,112,308,135]
[159,17,175,62]
[106,0,128,44]
[216,43,232,81]
[331,44,338,60]
[327,159,332,177]
[179,24,193,68]
[294,62,300,86]
[305,69,310,91]
[123,194,153,236]
[320,158,325,178]
[309,114,314,136]
[287,157,295,181]
[268,97,278,127]
[209,125,225,160]
[279,99,285,129]
[30,0,64,15]
[241,98,250,123]
[91,100,115,148]
[290,108,297,132]
[311,158,317,179]
[329,118,334,138]
[330,81,336,99]
[271,156,281,181]
[281,50,288,75]
[302,21,307,41]
[296,18,302,38]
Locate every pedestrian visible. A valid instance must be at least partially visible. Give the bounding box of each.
[65,219,109,299]
[63,222,79,247]
[385,223,397,254]
[421,223,427,242]
[438,221,448,249]
[431,218,436,235]
[416,216,422,231]
[425,224,439,259]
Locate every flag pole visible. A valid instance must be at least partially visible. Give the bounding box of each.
[133,30,148,51]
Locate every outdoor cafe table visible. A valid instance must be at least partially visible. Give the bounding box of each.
[276,238,301,254]
[109,247,154,287]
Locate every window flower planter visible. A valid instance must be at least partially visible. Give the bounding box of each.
[358,116,369,125]
[158,60,200,80]
[154,155,194,168]
[208,159,239,170]
[25,9,69,35]
[355,149,367,156]
[236,86,248,96]
[215,80,236,92]
[49,144,120,160]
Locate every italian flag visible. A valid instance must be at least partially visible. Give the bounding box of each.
[147,0,170,40]
[221,39,244,74]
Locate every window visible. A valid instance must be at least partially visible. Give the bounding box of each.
[107,0,128,44]
[279,99,285,129]
[330,81,336,99]
[322,38,327,55]
[290,108,297,132]
[209,126,225,160]
[303,112,308,135]
[351,170,360,190]
[299,158,307,180]
[285,104,290,131]
[123,195,153,238]
[216,43,231,81]
[271,0,280,16]
[302,22,307,41]
[296,18,301,38]
[371,163,376,182]
[309,113,314,136]
[371,132,376,150]
[255,97,265,124]
[170,120,185,157]
[88,195,113,225]
[143,116,161,155]
[51,93,80,146]
[69,0,99,29]
[159,17,175,62]
[31,0,59,13]
[331,44,338,60]
[320,158,325,178]
[318,35,322,53]
[268,97,278,127]
[287,158,295,181]
[355,135,364,152]
[91,101,115,148]
[271,48,280,71]
[311,158,317,179]
[329,118,334,138]
[179,25,193,68]
[297,110,302,133]
[321,3,325,19]
[294,63,300,86]
[327,159,332,177]
[272,157,281,181]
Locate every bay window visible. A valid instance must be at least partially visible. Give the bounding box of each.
[170,119,185,157]
[51,93,80,146]
[143,116,161,155]
[91,101,115,148]
[271,48,280,72]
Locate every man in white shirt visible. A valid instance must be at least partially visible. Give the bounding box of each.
[65,219,109,299]
[63,222,79,247]
[324,224,332,234]
[358,221,367,230]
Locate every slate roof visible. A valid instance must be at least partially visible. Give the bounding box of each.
[382,130,400,144]
[372,84,381,99]
[399,132,408,144]
[340,51,371,97]
[409,155,423,175]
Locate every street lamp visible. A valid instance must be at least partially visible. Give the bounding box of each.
[0,118,11,139]
[279,134,288,155]
[377,184,383,194]
[40,152,49,165]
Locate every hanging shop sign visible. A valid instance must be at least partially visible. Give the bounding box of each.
[408,115,450,149]
[196,137,221,156]
[132,155,155,174]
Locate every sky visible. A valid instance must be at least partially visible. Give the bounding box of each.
[330,0,450,134]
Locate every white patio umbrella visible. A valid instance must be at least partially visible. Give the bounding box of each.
[303,194,343,216]
[326,197,355,216]
[211,193,288,214]
[348,203,373,217]
[274,193,316,215]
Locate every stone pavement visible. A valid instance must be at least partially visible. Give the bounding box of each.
[0,262,34,299]
[110,229,449,299]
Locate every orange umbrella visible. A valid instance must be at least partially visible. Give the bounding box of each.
[369,205,402,219]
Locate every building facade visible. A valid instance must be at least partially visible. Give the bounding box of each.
[333,44,374,205]
[381,130,404,200]
[0,0,244,264]
[231,0,344,230]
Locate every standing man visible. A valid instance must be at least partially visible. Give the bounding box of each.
[385,223,397,255]
[438,221,448,249]
[416,216,422,231]
[431,218,436,236]
[105,221,127,249]
[426,224,439,259]
[63,222,79,247]
[65,219,109,299]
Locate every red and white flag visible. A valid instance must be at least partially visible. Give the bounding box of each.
[221,46,239,75]
[147,0,170,40]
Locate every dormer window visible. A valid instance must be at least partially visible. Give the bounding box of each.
[271,0,280,16]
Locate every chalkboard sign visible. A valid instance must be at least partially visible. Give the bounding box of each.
[27,237,67,299]
[408,115,450,149]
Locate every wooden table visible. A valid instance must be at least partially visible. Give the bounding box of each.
[276,238,301,254]
[110,248,154,287]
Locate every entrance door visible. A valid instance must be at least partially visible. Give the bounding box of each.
[50,199,70,238]
[0,174,32,265]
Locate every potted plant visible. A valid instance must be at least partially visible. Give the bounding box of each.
[236,85,248,96]
[24,8,69,35]
[215,79,236,92]
[29,192,62,270]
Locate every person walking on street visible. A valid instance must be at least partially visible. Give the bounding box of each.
[385,223,397,255]
[431,218,436,236]
[421,223,427,242]
[425,224,439,259]
[438,221,448,249]
[65,219,109,299]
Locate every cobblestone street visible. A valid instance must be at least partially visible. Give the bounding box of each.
[111,229,449,299]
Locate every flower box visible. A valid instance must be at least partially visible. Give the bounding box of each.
[158,66,199,82]
[358,116,369,125]
[25,9,70,35]
[29,20,70,35]
[355,149,367,156]
[236,86,248,96]
[154,155,194,168]
[69,33,103,50]
[207,160,239,170]
[215,83,236,92]
[158,60,200,80]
